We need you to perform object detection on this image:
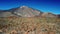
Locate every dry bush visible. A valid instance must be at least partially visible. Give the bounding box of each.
[0,17,60,34]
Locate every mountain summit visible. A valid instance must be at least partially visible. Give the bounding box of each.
[0,6,57,17]
[20,6,28,8]
[13,6,41,17]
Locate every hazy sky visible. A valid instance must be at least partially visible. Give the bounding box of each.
[0,0,60,14]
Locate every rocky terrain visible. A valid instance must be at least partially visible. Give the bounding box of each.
[0,6,60,34]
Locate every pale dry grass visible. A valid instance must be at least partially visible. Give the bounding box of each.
[0,17,60,34]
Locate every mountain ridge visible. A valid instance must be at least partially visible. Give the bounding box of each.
[0,6,58,18]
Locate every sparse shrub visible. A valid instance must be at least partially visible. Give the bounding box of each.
[0,17,60,34]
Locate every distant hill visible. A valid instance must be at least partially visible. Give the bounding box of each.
[57,14,60,18]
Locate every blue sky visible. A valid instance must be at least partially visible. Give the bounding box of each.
[0,0,60,14]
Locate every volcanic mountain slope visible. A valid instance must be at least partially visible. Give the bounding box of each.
[12,6,42,17]
[0,6,57,17]
[0,6,42,17]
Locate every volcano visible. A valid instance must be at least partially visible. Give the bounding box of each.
[0,6,57,17]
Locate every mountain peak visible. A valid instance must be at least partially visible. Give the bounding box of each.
[0,6,57,17]
[20,6,28,8]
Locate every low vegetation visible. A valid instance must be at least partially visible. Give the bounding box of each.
[0,17,60,34]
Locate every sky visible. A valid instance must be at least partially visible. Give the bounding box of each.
[0,0,60,14]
